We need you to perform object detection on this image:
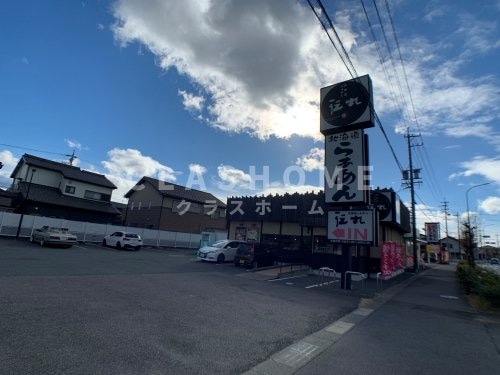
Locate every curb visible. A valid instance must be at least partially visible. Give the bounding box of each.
[242,267,434,375]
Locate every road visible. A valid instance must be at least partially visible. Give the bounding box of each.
[0,238,360,375]
[241,264,500,375]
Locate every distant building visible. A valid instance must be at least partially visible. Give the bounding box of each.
[124,176,226,233]
[9,154,121,223]
[440,236,463,261]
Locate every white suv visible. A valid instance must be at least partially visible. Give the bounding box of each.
[103,231,142,251]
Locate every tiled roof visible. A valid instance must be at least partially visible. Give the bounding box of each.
[11,154,116,189]
[21,183,120,215]
[125,176,226,208]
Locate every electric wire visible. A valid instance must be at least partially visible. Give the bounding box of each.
[370,0,413,130]
[0,143,73,158]
[382,0,445,201]
[308,0,405,174]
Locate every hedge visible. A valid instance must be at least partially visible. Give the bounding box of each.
[456,261,500,308]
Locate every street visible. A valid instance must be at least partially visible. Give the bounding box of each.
[0,238,360,375]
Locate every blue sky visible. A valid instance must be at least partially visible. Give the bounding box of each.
[1,0,499,243]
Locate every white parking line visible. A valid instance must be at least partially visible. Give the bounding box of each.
[268,275,308,282]
[305,280,338,289]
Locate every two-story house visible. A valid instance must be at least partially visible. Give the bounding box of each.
[124,176,226,233]
[10,154,121,223]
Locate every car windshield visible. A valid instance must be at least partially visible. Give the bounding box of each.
[125,233,139,238]
[210,241,229,248]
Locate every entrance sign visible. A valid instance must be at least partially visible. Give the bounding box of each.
[328,209,374,245]
[320,75,374,135]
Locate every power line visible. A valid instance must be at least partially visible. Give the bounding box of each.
[0,143,72,158]
[308,0,405,173]
[306,0,358,78]
[380,1,445,201]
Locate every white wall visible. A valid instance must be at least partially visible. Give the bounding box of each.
[62,179,114,200]
[0,211,203,249]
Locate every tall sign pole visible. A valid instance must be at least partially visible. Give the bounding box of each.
[320,75,374,289]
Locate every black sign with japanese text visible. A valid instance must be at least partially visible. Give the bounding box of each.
[320,75,374,135]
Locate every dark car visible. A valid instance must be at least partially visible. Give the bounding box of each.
[234,242,278,268]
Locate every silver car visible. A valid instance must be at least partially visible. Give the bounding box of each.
[30,226,78,248]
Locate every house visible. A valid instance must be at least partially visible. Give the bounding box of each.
[124,176,226,233]
[440,236,463,261]
[9,154,121,223]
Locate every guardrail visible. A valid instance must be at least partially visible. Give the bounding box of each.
[344,271,366,290]
[318,267,337,287]
[376,269,405,289]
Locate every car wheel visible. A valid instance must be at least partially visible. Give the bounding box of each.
[102,239,107,247]
[116,242,122,250]
[134,246,141,251]
[217,254,225,263]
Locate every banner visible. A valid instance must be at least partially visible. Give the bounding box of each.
[381,241,404,276]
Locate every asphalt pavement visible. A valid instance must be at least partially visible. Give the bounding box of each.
[244,264,500,374]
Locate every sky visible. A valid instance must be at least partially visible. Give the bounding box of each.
[1,0,499,244]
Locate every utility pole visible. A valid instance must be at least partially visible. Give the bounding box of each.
[456,213,461,260]
[404,128,423,272]
[68,150,77,166]
[441,199,450,237]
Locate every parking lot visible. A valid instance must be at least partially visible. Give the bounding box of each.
[0,238,362,375]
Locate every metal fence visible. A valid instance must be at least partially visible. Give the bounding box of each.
[0,212,224,249]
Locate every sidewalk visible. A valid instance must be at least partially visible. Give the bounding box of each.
[244,264,500,374]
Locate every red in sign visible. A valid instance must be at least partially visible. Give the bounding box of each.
[332,227,368,240]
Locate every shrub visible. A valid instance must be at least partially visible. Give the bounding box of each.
[456,261,500,308]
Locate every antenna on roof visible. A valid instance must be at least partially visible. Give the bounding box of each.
[67,150,78,166]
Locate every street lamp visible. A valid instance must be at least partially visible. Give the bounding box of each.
[465,182,490,266]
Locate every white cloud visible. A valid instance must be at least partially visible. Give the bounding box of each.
[189,163,207,175]
[101,148,178,201]
[479,196,500,214]
[216,164,252,192]
[111,0,354,141]
[0,150,19,170]
[0,150,19,188]
[296,147,324,172]
[187,163,207,190]
[450,156,500,184]
[65,139,83,150]
[178,90,205,112]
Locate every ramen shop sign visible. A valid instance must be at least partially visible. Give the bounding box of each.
[320,75,374,135]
